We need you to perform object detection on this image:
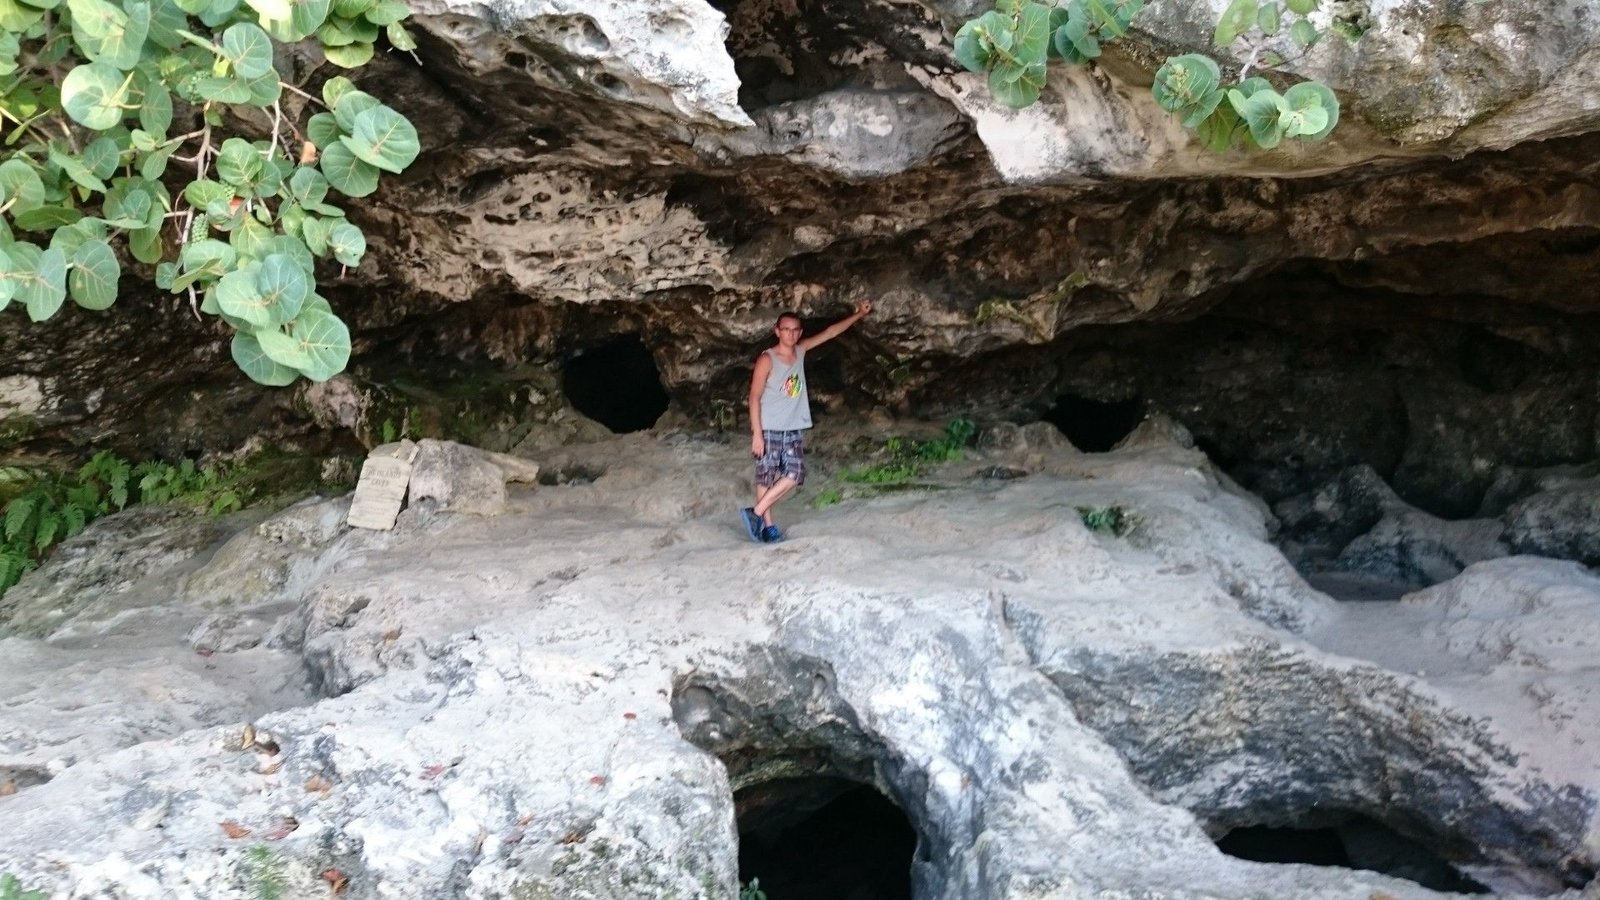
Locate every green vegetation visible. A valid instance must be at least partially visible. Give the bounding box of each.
[0,0,420,384]
[1,449,278,593]
[815,418,977,508]
[245,845,288,900]
[739,878,767,900]
[954,0,1344,152]
[1077,503,1134,536]
[0,874,47,900]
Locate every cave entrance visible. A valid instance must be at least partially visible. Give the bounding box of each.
[1042,393,1143,452]
[1215,814,1489,894]
[736,776,916,900]
[561,334,670,433]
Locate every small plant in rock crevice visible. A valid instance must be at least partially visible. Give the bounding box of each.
[1077,504,1135,536]
[739,878,767,900]
[245,845,288,900]
[819,418,978,507]
[0,874,48,900]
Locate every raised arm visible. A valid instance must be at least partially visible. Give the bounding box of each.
[748,351,773,456]
[799,300,871,352]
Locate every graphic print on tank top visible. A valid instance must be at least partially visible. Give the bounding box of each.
[784,373,802,398]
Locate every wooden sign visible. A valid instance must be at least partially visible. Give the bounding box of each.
[347,456,412,530]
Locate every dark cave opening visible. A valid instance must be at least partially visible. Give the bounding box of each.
[1215,815,1489,894]
[561,334,670,433]
[736,776,917,900]
[1042,393,1144,452]
[705,0,860,112]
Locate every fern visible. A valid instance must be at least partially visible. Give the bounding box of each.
[4,495,36,542]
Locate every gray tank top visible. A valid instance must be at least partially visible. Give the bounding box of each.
[760,348,812,431]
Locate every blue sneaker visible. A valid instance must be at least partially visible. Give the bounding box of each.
[761,525,784,544]
[740,508,763,543]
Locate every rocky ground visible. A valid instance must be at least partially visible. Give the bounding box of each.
[0,424,1596,899]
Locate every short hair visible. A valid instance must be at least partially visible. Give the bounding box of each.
[775,312,802,327]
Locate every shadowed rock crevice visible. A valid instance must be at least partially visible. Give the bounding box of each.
[1041,393,1143,452]
[670,649,942,898]
[1214,814,1490,894]
[1027,641,1597,894]
[735,776,916,900]
[561,333,670,433]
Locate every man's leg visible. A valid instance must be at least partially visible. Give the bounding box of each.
[753,475,798,524]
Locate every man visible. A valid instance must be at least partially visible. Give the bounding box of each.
[741,300,872,543]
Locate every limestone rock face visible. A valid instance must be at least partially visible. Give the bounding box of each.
[0,436,1595,898]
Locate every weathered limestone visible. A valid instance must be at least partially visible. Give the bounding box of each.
[0,434,1594,898]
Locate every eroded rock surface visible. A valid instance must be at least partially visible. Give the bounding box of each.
[0,434,1594,898]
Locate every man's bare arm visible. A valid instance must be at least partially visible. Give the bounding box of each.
[799,300,871,352]
[748,352,772,456]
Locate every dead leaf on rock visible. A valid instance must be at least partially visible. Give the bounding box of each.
[622,712,637,721]
[239,723,257,751]
[196,647,214,657]
[558,823,594,845]
[516,813,534,827]
[321,868,348,894]
[588,775,606,787]
[305,774,334,795]
[220,820,251,839]
[1371,894,1400,900]
[420,764,447,780]
[381,628,402,643]
[0,781,16,796]
[264,817,300,840]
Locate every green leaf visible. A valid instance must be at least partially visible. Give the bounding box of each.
[288,165,330,207]
[195,75,252,103]
[323,39,373,67]
[362,0,402,23]
[1283,80,1339,139]
[306,112,342,149]
[67,0,147,69]
[14,206,84,231]
[254,252,309,323]
[0,160,45,213]
[1054,13,1100,61]
[129,225,163,263]
[329,0,368,16]
[1290,18,1318,48]
[47,146,107,193]
[338,105,418,174]
[954,15,992,67]
[1256,1,1281,35]
[172,237,234,289]
[300,214,329,253]
[0,0,45,32]
[988,61,1045,108]
[220,22,273,78]
[244,68,282,105]
[1180,88,1225,128]
[229,216,271,258]
[321,74,355,107]
[49,216,107,256]
[326,221,364,266]
[61,61,131,129]
[183,178,232,209]
[1151,54,1221,113]
[263,0,329,41]
[81,136,121,179]
[0,247,13,309]
[231,330,300,385]
[68,238,119,309]
[385,20,414,51]
[283,306,350,380]
[330,88,379,131]
[1195,103,1244,152]
[1228,86,1286,149]
[318,141,379,197]
[1285,0,1316,12]
[2,243,68,321]
[1214,0,1258,46]
[215,261,273,327]
[243,0,289,24]
[216,137,264,187]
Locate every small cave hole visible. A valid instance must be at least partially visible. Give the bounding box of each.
[1215,815,1489,894]
[1041,393,1143,452]
[736,776,916,900]
[561,334,670,433]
